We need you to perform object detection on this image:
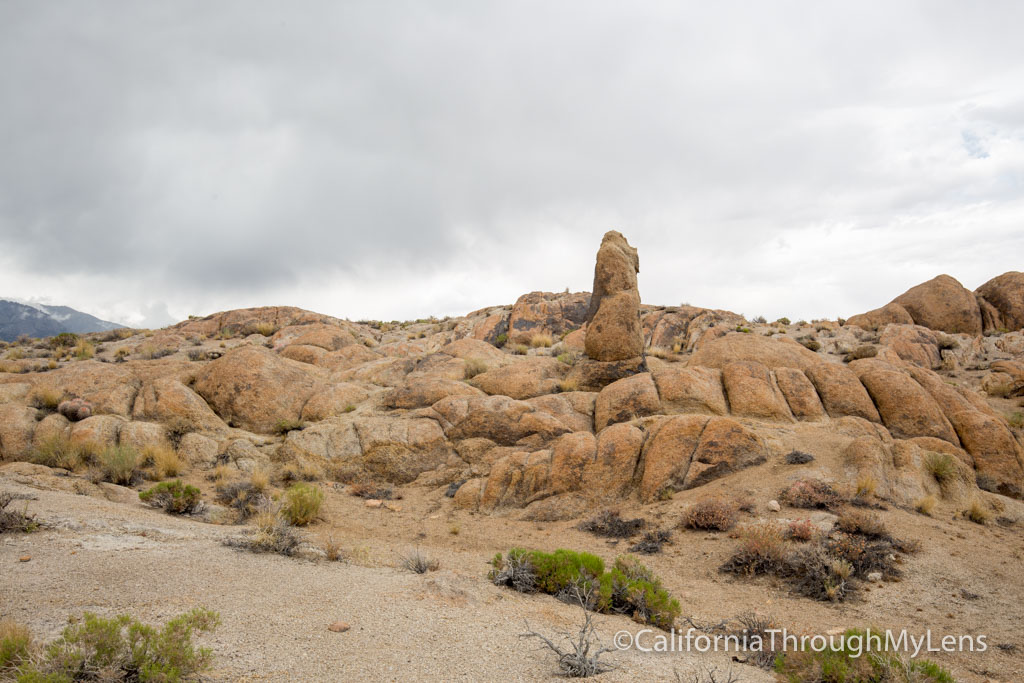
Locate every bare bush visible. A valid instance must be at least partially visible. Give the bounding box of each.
[577,509,646,538]
[521,587,615,678]
[401,548,439,574]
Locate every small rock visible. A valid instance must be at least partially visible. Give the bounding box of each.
[867,571,883,582]
[767,500,781,512]
[19,555,31,562]
[364,499,383,508]
[328,621,350,633]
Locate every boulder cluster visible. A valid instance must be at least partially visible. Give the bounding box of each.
[1,235,1022,519]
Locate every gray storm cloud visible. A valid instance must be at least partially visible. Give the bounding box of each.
[1,1,1022,325]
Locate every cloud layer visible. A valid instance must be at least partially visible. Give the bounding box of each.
[1,1,1022,327]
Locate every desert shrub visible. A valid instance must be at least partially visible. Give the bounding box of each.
[784,546,853,602]
[463,357,488,379]
[735,326,751,333]
[215,480,268,522]
[844,344,878,362]
[986,382,1012,398]
[784,450,815,465]
[774,628,953,683]
[48,332,80,349]
[530,333,553,348]
[73,340,95,360]
[277,460,323,483]
[680,498,739,531]
[557,377,579,393]
[186,349,207,362]
[274,419,305,435]
[0,618,32,672]
[835,510,890,540]
[1007,411,1024,429]
[248,322,279,337]
[9,608,218,682]
[752,315,767,324]
[31,435,88,471]
[825,533,901,580]
[281,483,323,526]
[510,343,529,355]
[28,386,63,412]
[224,511,299,556]
[853,474,877,500]
[139,480,202,515]
[0,493,39,534]
[521,593,614,678]
[935,333,959,351]
[556,352,576,366]
[400,548,439,574]
[779,479,843,510]
[491,550,679,629]
[923,451,958,487]
[776,317,791,325]
[57,397,93,422]
[144,445,185,479]
[720,522,789,576]
[114,347,131,362]
[915,495,937,516]
[964,499,992,525]
[494,332,508,347]
[99,445,141,485]
[787,518,816,542]
[577,509,646,538]
[628,530,671,554]
[797,335,821,352]
[163,418,196,450]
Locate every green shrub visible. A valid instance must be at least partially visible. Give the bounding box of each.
[1008,411,1023,429]
[48,332,80,349]
[139,480,202,515]
[494,332,508,347]
[281,483,324,526]
[923,451,957,487]
[0,619,32,672]
[776,317,791,325]
[9,609,219,682]
[99,445,141,485]
[774,628,953,682]
[489,549,680,630]
[31,435,87,471]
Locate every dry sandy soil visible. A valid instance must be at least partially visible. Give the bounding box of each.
[2,458,1023,682]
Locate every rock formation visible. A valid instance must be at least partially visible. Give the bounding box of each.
[584,231,644,361]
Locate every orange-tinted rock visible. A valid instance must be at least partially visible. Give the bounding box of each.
[893,275,983,335]
[549,432,596,493]
[280,344,327,365]
[683,417,767,489]
[846,302,914,331]
[721,361,791,420]
[526,393,595,433]
[507,291,589,345]
[948,410,1024,498]
[638,415,708,502]
[585,231,644,361]
[650,365,727,415]
[877,325,941,369]
[386,378,483,410]
[433,395,569,446]
[804,363,880,422]
[565,357,648,392]
[132,377,227,432]
[193,346,324,433]
[976,271,1024,332]
[850,361,958,444]
[581,422,644,498]
[0,405,36,459]
[470,357,565,400]
[480,450,552,510]
[594,373,661,431]
[33,361,140,416]
[70,415,125,448]
[690,333,820,370]
[440,338,508,365]
[470,312,509,346]
[302,382,373,420]
[775,367,824,419]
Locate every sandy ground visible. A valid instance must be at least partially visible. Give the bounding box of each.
[3,459,1023,682]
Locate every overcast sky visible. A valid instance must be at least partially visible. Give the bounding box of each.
[1,2,1022,328]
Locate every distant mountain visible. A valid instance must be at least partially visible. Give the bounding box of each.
[0,299,123,342]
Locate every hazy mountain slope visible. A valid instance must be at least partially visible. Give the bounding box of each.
[0,299,122,341]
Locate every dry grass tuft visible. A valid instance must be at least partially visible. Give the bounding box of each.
[914,495,937,516]
[144,445,185,479]
[964,499,992,525]
[680,498,739,532]
[530,333,553,348]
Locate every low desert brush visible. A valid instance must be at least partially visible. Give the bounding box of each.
[27,385,63,412]
[400,548,440,574]
[2,608,219,682]
[577,509,646,538]
[680,498,739,531]
[225,511,300,556]
[964,499,992,525]
[923,451,958,487]
[0,493,39,534]
[786,518,816,542]
[779,479,844,510]
[0,618,32,671]
[143,445,184,479]
[720,522,789,576]
[835,509,890,540]
[98,444,141,485]
[281,483,324,526]
[530,333,553,348]
[463,357,489,379]
[31,435,90,471]
[854,474,877,499]
[274,419,305,435]
[915,494,938,516]
[138,480,203,515]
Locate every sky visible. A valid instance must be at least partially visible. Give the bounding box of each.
[1,1,1022,329]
